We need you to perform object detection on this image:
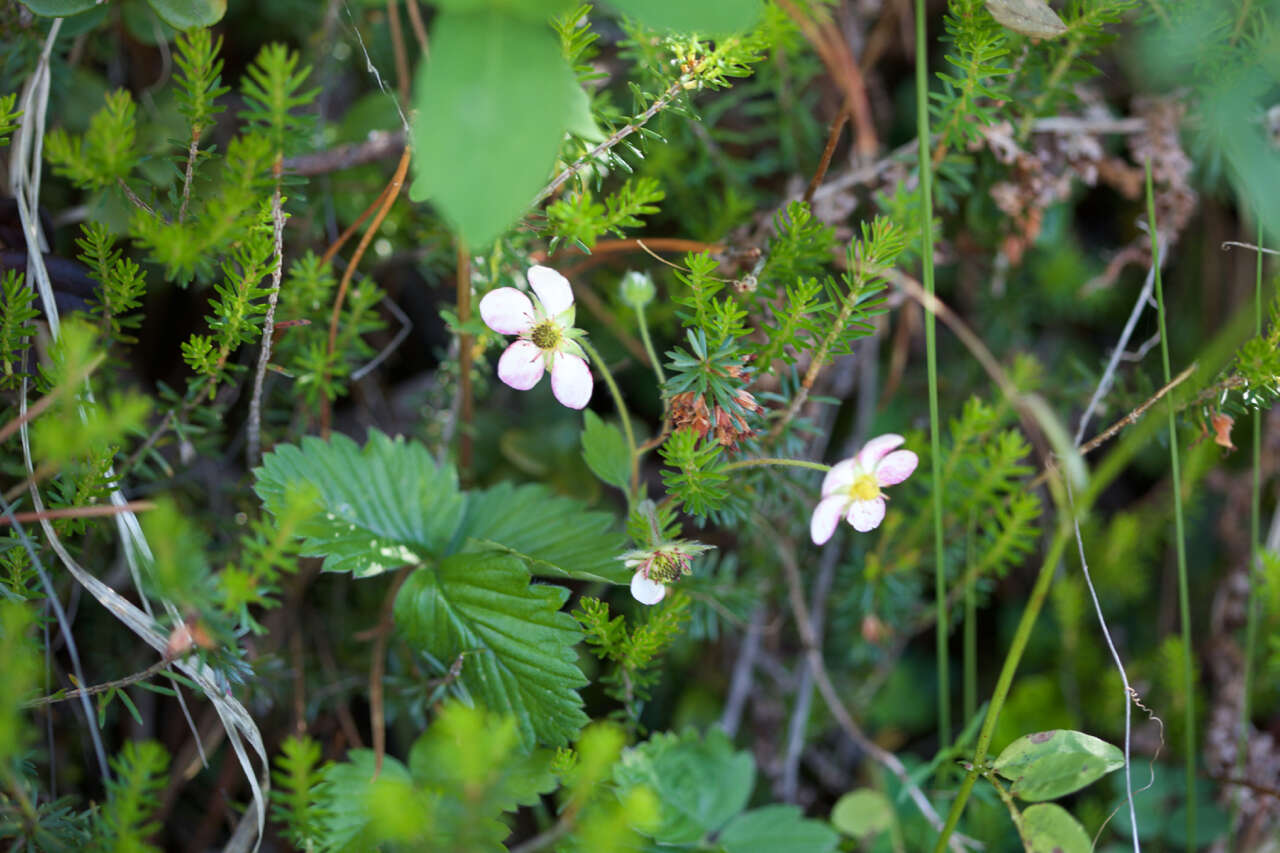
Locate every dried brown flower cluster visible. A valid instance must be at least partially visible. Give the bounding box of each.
[982,109,1147,266]
[669,363,764,449]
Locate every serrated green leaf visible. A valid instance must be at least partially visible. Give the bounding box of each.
[254,431,465,578]
[394,553,588,747]
[993,729,1124,802]
[16,0,97,15]
[1021,803,1091,853]
[453,480,629,583]
[581,410,631,490]
[830,789,892,838]
[718,805,840,853]
[145,0,226,28]
[613,728,755,844]
[410,9,576,247]
[607,0,763,35]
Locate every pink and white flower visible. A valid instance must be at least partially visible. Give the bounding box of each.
[621,540,711,605]
[479,266,593,409]
[810,434,918,545]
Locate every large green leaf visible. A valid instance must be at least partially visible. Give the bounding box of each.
[607,0,763,35]
[16,0,98,15]
[613,728,755,845]
[718,805,840,853]
[254,431,465,578]
[145,0,226,28]
[410,9,576,247]
[993,729,1124,802]
[1021,803,1091,853]
[394,553,588,747]
[427,0,576,20]
[453,480,629,583]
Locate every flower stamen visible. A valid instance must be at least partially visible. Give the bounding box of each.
[529,320,562,351]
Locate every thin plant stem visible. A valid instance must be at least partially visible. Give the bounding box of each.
[720,457,831,474]
[635,303,666,386]
[581,338,637,495]
[914,0,950,749]
[1146,158,1195,845]
[933,522,1073,851]
[1236,221,1264,836]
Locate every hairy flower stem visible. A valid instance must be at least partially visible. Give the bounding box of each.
[1147,159,1195,846]
[581,339,637,498]
[635,303,666,386]
[721,457,831,475]
[914,0,950,750]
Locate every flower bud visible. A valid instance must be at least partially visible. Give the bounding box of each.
[619,270,656,309]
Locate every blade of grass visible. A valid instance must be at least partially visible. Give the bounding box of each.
[1145,158,1195,845]
[914,0,950,750]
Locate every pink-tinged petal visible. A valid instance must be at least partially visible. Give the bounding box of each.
[821,458,859,497]
[630,570,666,605]
[527,265,575,317]
[857,434,905,468]
[810,494,849,545]
[497,339,546,391]
[846,497,886,532]
[479,287,535,335]
[550,351,592,409]
[875,449,918,486]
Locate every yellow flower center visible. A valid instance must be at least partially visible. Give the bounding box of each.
[530,320,562,351]
[849,473,880,502]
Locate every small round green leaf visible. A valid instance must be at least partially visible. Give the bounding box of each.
[17,0,99,16]
[145,0,227,28]
[830,789,892,838]
[1022,803,1091,853]
[994,729,1124,802]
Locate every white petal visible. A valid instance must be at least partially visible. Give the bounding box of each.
[630,570,666,605]
[479,287,536,335]
[821,458,859,497]
[857,434,905,468]
[527,265,575,318]
[847,498,887,532]
[497,339,546,391]
[875,449,918,486]
[550,351,592,409]
[810,495,848,545]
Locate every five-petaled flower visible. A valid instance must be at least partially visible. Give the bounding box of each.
[622,540,711,605]
[479,266,592,409]
[810,433,918,544]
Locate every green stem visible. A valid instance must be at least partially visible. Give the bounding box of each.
[635,304,666,386]
[914,0,950,750]
[720,457,831,474]
[582,338,638,497]
[933,523,1073,851]
[1146,159,1195,846]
